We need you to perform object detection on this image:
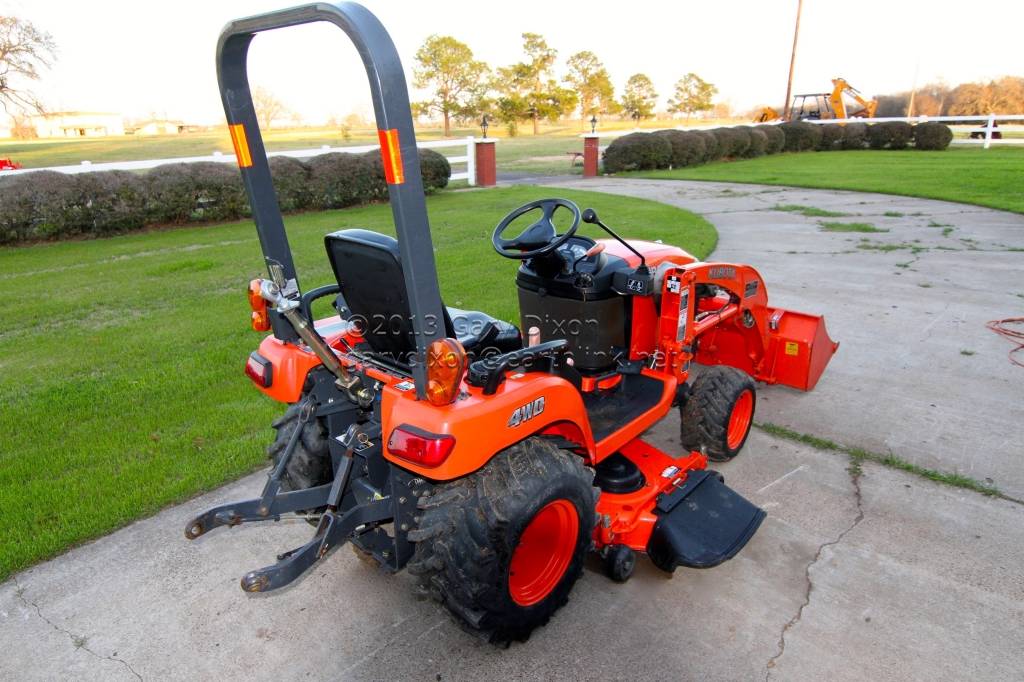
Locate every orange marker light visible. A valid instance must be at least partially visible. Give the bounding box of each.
[377,128,405,184]
[229,123,253,168]
[425,338,467,406]
[248,279,271,331]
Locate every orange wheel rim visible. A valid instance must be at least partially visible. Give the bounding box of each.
[508,499,579,607]
[727,390,754,450]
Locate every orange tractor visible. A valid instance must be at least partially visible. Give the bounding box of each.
[186,1,839,643]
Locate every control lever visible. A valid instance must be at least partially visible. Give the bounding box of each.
[581,208,648,272]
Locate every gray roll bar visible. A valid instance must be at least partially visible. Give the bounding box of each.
[216,2,447,397]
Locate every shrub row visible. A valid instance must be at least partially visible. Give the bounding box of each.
[602,121,953,173]
[0,149,451,245]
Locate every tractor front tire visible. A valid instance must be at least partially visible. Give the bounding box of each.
[408,437,597,644]
[267,399,331,499]
[680,365,756,462]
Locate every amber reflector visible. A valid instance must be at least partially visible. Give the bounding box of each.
[425,338,467,406]
[248,279,271,331]
[228,123,253,168]
[377,128,405,184]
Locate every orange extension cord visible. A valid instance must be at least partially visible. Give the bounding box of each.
[987,318,1024,368]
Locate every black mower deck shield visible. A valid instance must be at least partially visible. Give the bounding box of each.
[647,470,766,571]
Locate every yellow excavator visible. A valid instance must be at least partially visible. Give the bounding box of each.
[755,78,878,123]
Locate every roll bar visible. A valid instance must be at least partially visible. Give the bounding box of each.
[216,2,446,397]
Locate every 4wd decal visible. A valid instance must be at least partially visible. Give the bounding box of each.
[508,397,545,427]
[744,279,759,298]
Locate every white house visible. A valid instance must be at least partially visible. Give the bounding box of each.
[131,119,186,135]
[31,111,125,138]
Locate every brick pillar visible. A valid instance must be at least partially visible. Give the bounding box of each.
[583,134,600,177]
[475,139,497,187]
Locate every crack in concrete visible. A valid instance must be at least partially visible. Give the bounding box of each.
[12,575,142,681]
[764,467,865,680]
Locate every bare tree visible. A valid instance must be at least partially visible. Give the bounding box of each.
[252,86,287,130]
[0,16,57,115]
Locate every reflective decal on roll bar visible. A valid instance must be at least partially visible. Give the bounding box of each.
[229,123,253,168]
[377,128,404,184]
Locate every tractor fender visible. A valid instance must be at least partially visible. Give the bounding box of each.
[379,373,595,481]
[250,336,323,403]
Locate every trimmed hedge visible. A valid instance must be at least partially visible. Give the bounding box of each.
[779,121,823,152]
[758,125,785,154]
[269,156,314,211]
[418,149,452,192]
[653,130,706,168]
[868,121,914,150]
[743,127,768,157]
[841,122,869,150]
[712,127,750,158]
[914,122,954,150]
[817,124,845,151]
[696,130,723,162]
[0,149,452,245]
[308,153,383,209]
[592,123,953,181]
[603,132,672,172]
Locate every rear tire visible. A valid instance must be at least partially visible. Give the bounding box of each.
[408,437,597,644]
[680,365,756,462]
[267,399,331,516]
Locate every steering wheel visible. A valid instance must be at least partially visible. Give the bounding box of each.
[491,198,581,259]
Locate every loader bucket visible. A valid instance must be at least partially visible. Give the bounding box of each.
[760,308,839,391]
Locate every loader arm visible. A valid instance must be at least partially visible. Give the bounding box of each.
[830,77,878,119]
[653,261,839,392]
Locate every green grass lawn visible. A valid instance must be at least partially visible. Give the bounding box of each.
[0,186,715,580]
[633,147,1024,214]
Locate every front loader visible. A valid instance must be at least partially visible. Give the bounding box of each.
[185,1,839,643]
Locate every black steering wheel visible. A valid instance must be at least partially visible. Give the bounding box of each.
[491,198,581,259]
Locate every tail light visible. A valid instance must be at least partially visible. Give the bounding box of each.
[425,338,467,406]
[245,352,273,387]
[387,425,455,467]
[248,279,271,331]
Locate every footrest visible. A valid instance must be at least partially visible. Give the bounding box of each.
[647,470,765,572]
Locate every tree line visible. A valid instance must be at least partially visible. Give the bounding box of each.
[413,33,717,136]
[875,77,1024,118]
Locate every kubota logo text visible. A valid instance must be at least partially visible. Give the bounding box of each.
[508,397,545,427]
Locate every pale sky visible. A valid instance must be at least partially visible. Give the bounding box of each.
[2,0,1021,125]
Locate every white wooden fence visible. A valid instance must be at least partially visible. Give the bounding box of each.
[4,135,478,184]
[583,114,1024,150]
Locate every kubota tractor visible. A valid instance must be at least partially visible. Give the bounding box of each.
[186,2,839,643]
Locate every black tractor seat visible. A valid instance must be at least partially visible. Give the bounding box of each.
[446,307,521,356]
[325,229,522,364]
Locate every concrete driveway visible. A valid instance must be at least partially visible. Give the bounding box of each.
[2,180,1022,681]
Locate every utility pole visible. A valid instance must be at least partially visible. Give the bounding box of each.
[907,62,920,119]
[782,0,803,121]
